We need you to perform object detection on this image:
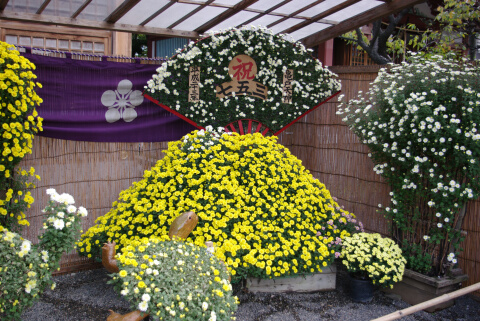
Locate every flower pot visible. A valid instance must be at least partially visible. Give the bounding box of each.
[382,269,468,312]
[348,274,374,303]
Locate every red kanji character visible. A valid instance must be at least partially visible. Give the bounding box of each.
[232,58,255,81]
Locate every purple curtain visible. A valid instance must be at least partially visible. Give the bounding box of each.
[23,50,195,142]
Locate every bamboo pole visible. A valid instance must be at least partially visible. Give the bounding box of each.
[372,282,480,321]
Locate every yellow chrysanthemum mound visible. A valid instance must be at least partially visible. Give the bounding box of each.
[78,129,361,282]
[0,41,43,229]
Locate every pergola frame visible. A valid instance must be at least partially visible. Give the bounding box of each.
[0,0,426,47]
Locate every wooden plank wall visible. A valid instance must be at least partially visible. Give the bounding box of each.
[18,65,479,297]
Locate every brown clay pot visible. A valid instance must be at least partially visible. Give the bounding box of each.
[106,309,148,321]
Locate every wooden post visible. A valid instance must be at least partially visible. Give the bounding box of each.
[372,282,480,321]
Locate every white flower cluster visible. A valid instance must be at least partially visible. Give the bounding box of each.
[43,189,87,231]
[338,54,480,269]
[146,25,341,132]
[138,293,150,312]
[46,188,75,205]
[19,239,31,257]
[24,274,37,294]
[181,125,230,155]
[447,252,457,264]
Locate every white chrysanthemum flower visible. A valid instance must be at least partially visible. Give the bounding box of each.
[141,293,151,302]
[67,205,77,213]
[46,188,56,195]
[58,193,75,205]
[138,301,148,312]
[41,250,49,262]
[53,218,65,230]
[77,206,88,217]
[21,240,31,253]
[209,310,217,321]
[57,211,65,218]
[202,302,208,311]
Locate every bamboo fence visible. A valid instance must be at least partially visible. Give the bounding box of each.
[18,65,480,296]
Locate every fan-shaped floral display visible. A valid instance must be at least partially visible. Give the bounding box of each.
[78,128,361,282]
[144,26,341,135]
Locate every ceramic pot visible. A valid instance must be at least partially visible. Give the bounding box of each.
[348,274,374,303]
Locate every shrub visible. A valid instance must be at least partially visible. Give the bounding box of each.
[110,237,238,320]
[78,128,362,282]
[0,41,43,230]
[341,232,406,289]
[337,53,480,276]
[0,189,87,320]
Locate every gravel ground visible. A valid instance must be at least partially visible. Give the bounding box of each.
[21,268,480,321]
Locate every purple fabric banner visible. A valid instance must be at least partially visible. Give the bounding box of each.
[23,50,195,142]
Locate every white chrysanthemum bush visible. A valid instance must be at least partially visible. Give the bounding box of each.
[78,128,362,284]
[0,189,87,320]
[109,237,238,320]
[145,26,340,133]
[337,53,480,276]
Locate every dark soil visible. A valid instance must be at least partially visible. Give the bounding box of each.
[20,268,480,321]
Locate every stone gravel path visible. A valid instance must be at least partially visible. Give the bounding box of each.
[21,268,480,321]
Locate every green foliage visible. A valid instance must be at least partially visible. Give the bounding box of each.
[401,240,432,274]
[342,27,407,60]
[341,233,406,289]
[0,41,43,230]
[132,34,148,57]
[409,0,480,58]
[0,228,53,320]
[0,189,87,320]
[337,53,480,276]
[111,237,238,320]
[78,129,362,283]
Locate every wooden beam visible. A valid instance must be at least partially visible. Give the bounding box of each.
[195,0,258,33]
[104,0,141,24]
[0,0,10,11]
[281,0,362,35]
[71,0,92,19]
[267,0,326,29]
[168,0,215,29]
[301,0,425,48]
[372,282,480,321]
[36,0,52,14]
[0,11,200,38]
[140,1,176,26]
[236,0,292,28]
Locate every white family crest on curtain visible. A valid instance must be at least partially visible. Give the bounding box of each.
[101,79,143,123]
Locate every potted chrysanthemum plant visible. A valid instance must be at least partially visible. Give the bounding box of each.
[340,232,406,302]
